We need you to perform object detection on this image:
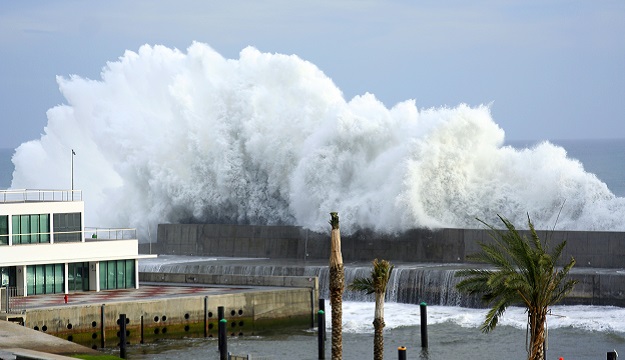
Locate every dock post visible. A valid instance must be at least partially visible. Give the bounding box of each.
[218,307,228,360]
[607,351,618,360]
[119,314,127,359]
[398,346,407,360]
[319,299,326,340]
[420,302,428,348]
[100,304,105,349]
[318,309,325,359]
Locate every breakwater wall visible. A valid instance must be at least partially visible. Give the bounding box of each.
[18,274,317,350]
[148,224,625,268]
[140,262,625,308]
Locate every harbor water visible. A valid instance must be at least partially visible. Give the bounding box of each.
[113,301,625,359]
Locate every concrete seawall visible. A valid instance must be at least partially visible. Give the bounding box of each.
[139,258,625,308]
[145,224,625,307]
[11,274,318,350]
[150,224,625,268]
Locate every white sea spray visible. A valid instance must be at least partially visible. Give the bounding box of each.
[11,42,625,236]
[338,302,625,334]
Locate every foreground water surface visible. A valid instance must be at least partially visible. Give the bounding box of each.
[102,302,625,360]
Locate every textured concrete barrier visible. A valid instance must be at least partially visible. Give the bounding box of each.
[22,283,316,349]
[139,272,319,290]
[148,224,625,268]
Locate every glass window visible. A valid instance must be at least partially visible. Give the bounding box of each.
[20,215,29,244]
[78,263,87,291]
[30,215,40,243]
[116,260,125,289]
[97,260,134,290]
[68,263,76,291]
[45,264,55,293]
[11,214,50,244]
[125,260,135,288]
[26,266,35,295]
[40,214,50,243]
[25,264,64,295]
[0,216,8,245]
[107,261,116,290]
[53,213,81,242]
[55,264,64,293]
[68,262,89,292]
[35,266,45,294]
[99,262,107,290]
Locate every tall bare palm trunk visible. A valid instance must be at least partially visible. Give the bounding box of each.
[528,310,547,360]
[329,212,344,360]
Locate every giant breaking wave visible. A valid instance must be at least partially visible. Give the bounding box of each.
[10,42,625,238]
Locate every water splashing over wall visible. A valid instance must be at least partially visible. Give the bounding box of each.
[11,43,625,236]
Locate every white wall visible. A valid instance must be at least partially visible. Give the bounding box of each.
[0,240,140,266]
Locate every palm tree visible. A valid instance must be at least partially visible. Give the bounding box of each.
[349,259,394,360]
[329,212,344,360]
[456,214,577,360]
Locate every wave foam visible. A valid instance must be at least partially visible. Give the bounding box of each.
[11,42,625,236]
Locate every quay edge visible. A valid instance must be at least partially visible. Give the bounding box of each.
[6,274,319,350]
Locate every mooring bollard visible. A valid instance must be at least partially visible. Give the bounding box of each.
[319,299,326,340]
[218,318,228,360]
[398,346,407,360]
[318,309,325,359]
[420,302,428,348]
[607,350,618,360]
[119,314,127,359]
[218,306,227,360]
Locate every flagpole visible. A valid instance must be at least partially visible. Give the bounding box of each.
[71,149,76,200]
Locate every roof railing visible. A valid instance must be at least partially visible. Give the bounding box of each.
[0,228,137,244]
[0,189,83,203]
[85,227,137,241]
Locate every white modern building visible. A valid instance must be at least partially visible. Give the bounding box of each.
[0,189,155,297]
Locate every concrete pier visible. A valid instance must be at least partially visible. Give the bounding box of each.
[3,275,318,351]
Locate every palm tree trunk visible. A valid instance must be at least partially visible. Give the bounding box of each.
[528,310,547,360]
[329,212,344,360]
[373,293,385,360]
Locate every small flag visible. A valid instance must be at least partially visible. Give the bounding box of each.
[72,149,76,156]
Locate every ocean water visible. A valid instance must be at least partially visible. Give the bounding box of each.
[111,301,625,360]
[130,255,625,359]
[131,256,625,359]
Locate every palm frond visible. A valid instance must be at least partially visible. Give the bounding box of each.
[349,258,394,296]
[348,277,375,294]
[456,213,577,339]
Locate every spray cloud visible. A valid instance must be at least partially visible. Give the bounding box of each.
[11,42,625,238]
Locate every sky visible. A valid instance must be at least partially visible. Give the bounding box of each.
[0,1,624,150]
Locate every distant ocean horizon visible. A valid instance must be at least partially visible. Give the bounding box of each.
[2,138,624,196]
